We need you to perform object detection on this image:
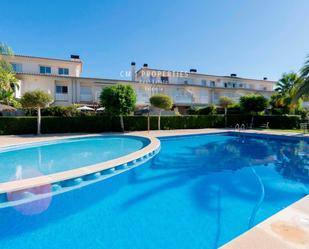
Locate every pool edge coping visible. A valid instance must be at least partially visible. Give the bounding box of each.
[219,195,309,249]
[0,134,160,195]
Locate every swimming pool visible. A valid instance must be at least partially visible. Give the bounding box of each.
[0,133,308,249]
[0,135,151,184]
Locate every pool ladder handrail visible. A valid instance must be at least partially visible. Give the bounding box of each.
[235,124,240,137]
[235,124,246,137]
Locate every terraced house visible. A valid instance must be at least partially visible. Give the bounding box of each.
[0,54,276,112]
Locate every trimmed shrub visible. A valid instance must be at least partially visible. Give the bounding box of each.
[41,116,122,133]
[160,115,224,129]
[0,117,37,135]
[227,103,242,114]
[226,115,301,129]
[24,105,82,117]
[0,115,302,135]
[240,94,269,114]
[188,105,217,115]
[198,105,217,115]
[187,106,200,115]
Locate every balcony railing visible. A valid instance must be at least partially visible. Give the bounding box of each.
[80,94,93,102]
[55,93,68,101]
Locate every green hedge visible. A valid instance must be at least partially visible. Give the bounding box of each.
[226,115,302,129]
[0,117,37,135]
[0,115,302,135]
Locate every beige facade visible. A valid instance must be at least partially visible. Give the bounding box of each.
[1,54,276,107]
[0,54,82,77]
[135,67,275,103]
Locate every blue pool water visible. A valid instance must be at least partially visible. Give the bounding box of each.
[0,136,150,183]
[0,134,308,249]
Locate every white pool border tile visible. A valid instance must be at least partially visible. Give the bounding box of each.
[0,134,160,196]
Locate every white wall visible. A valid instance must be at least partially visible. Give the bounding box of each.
[2,55,82,77]
[17,74,274,107]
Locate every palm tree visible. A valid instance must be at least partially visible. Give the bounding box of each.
[294,55,309,100]
[0,42,13,55]
[275,72,300,95]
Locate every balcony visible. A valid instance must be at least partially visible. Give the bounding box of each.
[80,94,93,102]
[55,93,68,101]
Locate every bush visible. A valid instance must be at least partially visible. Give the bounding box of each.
[187,106,200,115]
[41,105,81,117]
[198,105,217,115]
[24,105,82,117]
[240,94,269,114]
[100,84,136,115]
[188,105,217,115]
[0,115,302,135]
[41,116,122,133]
[150,94,173,110]
[100,84,137,131]
[0,117,37,135]
[227,103,242,114]
[0,115,224,135]
[226,114,301,129]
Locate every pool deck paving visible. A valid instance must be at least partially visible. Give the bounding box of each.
[0,128,308,249]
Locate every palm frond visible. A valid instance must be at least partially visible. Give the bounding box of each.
[300,55,309,78]
[294,80,309,99]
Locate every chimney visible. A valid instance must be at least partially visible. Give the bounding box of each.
[263,77,268,80]
[230,73,237,77]
[190,69,197,73]
[70,54,80,61]
[131,62,136,81]
[143,63,148,68]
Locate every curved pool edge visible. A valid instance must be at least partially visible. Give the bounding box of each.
[0,134,160,205]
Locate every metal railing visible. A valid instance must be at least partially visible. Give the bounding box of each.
[300,123,308,134]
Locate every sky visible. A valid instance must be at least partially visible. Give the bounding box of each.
[1,0,308,81]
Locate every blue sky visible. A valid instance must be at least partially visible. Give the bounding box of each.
[1,0,308,81]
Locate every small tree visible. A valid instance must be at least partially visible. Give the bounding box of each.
[100,84,136,131]
[219,96,234,127]
[150,94,173,130]
[20,90,53,135]
[240,94,269,127]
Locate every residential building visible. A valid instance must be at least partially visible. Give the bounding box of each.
[135,65,275,110]
[0,54,276,111]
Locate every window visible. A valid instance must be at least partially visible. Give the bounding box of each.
[40,66,51,74]
[224,83,228,88]
[184,80,188,85]
[210,81,215,87]
[201,80,207,86]
[11,63,22,72]
[56,85,68,94]
[58,68,69,75]
[161,76,169,83]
